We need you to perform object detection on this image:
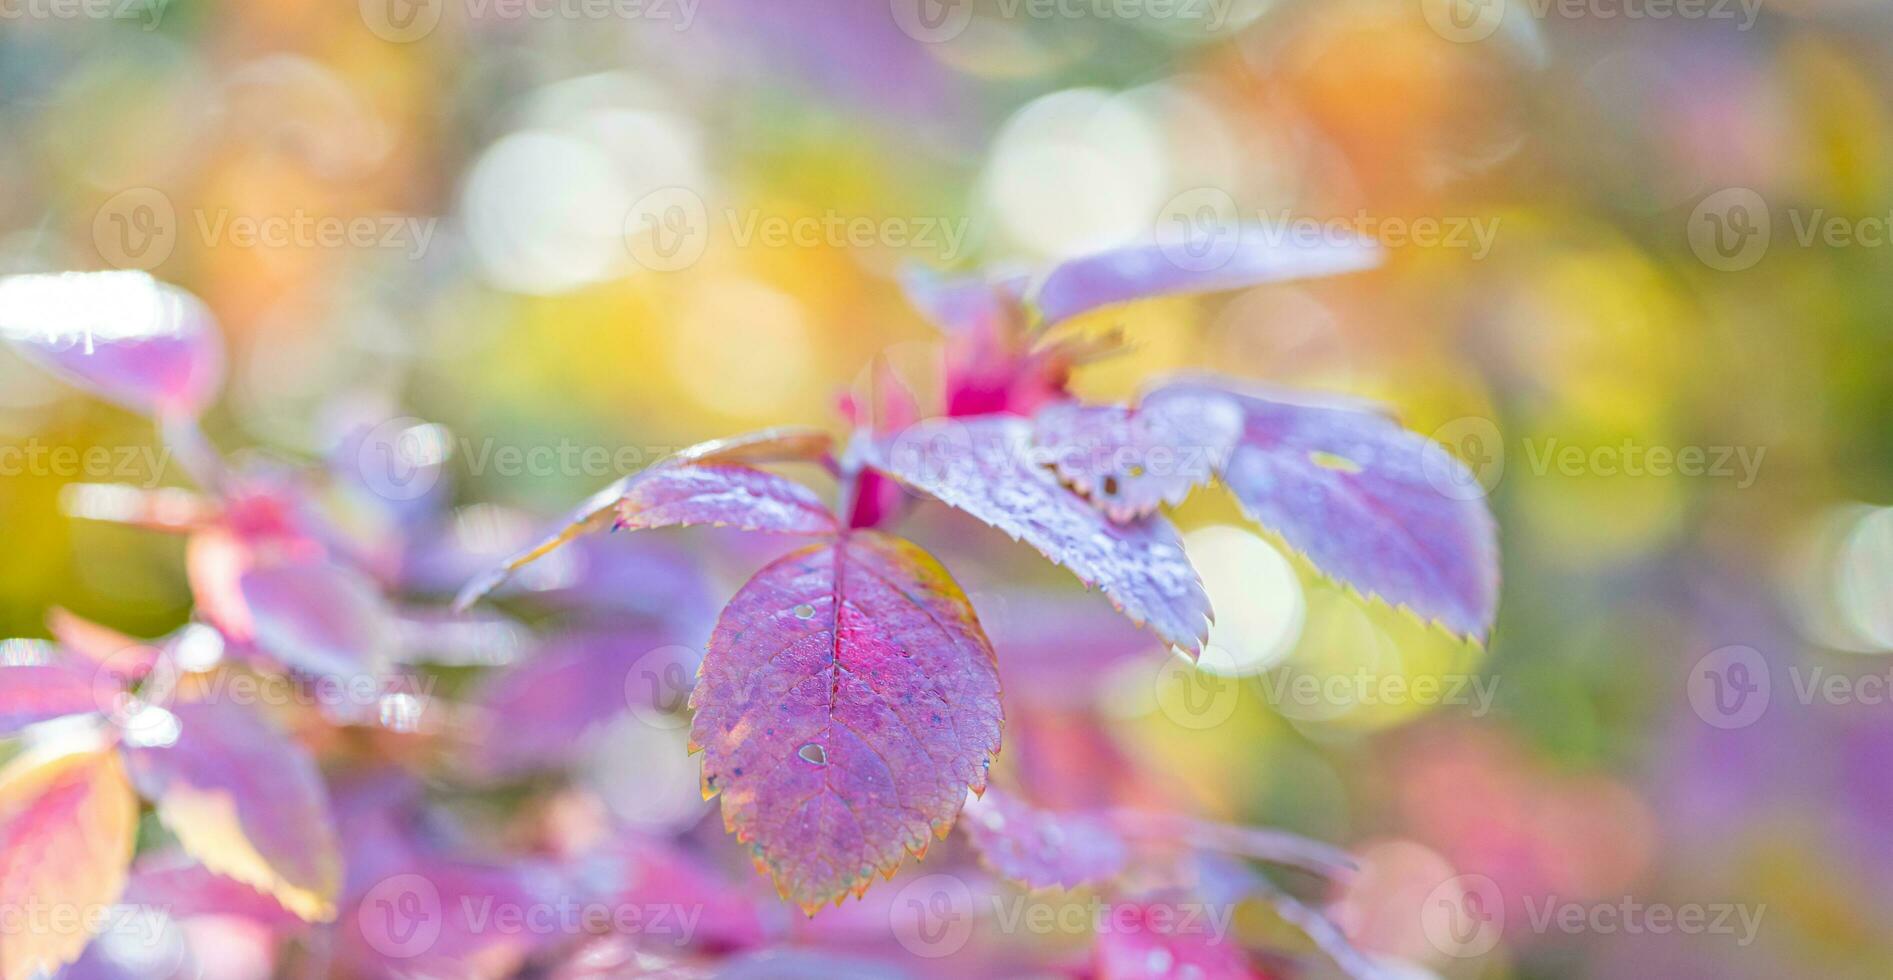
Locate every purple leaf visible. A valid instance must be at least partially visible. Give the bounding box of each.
[0,743,139,980]
[1148,380,1499,639]
[978,592,1157,711]
[343,857,566,972]
[594,835,769,950]
[863,416,1211,654]
[960,789,1129,891]
[1031,395,1243,523]
[45,608,164,683]
[1032,232,1380,328]
[898,264,1019,338]
[689,531,1003,912]
[63,862,301,980]
[123,699,343,922]
[1115,811,1356,879]
[239,557,398,681]
[1091,902,1263,979]
[0,653,102,735]
[960,789,1353,893]
[454,427,834,611]
[614,463,838,535]
[0,271,224,417]
[469,628,692,776]
[122,856,305,930]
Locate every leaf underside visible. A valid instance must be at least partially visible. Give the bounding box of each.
[960,789,1130,891]
[124,699,342,922]
[1031,396,1243,523]
[689,530,1003,912]
[864,415,1211,654]
[1144,380,1499,639]
[0,271,224,417]
[454,428,834,611]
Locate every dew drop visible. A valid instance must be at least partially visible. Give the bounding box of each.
[797,742,828,766]
[793,603,816,620]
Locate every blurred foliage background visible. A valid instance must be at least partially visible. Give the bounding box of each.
[2,1,1892,977]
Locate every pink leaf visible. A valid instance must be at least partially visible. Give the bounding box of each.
[123,699,342,922]
[45,608,163,681]
[960,789,1129,891]
[596,835,770,950]
[0,653,101,736]
[1148,380,1499,639]
[689,531,1003,912]
[614,464,838,535]
[980,592,1158,711]
[0,272,224,417]
[469,629,691,776]
[1032,396,1244,523]
[863,416,1211,654]
[1092,902,1264,980]
[455,427,834,610]
[344,857,566,972]
[121,856,305,930]
[1032,233,1380,328]
[239,557,398,680]
[0,742,139,980]
[961,789,1353,893]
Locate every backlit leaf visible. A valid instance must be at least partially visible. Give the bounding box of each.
[898,265,1019,339]
[614,464,838,535]
[1032,396,1243,523]
[239,557,398,681]
[0,272,224,417]
[121,857,304,930]
[0,742,138,980]
[689,531,1003,912]
[960,789,1129,891]
[1091,902,1262,980]
[123,700,342,922]
[864,416,1211,654]
[0,652,100,736]
[454,427,834,610]
[961,789,1353,893]
[1147,380,1499,639]
[45,608,161,676]
[1032,233,1380,328]
[468,628,689,776]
